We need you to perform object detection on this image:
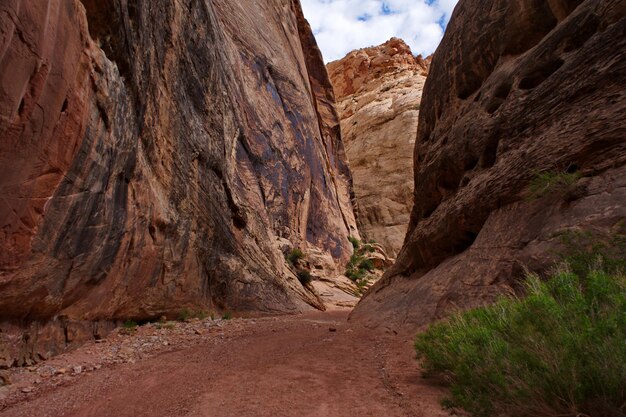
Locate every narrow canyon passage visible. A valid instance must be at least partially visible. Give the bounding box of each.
[0,311,450,417]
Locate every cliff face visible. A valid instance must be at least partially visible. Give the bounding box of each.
[0,0,357,366]
[352,0,626,328]
[328,39,429,257]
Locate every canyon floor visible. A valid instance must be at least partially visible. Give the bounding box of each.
[0,310,452,417]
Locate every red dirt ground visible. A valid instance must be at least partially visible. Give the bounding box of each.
[0,311,452,417]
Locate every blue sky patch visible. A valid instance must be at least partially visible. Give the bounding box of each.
[301,0,459,62]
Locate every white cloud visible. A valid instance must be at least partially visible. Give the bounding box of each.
[301,0,459,62]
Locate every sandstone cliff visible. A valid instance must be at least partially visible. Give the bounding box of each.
[0,0,357,366]
[328,39,430,257]
[353,0,626,328]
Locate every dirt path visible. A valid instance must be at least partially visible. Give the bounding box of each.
[0,311,450,417]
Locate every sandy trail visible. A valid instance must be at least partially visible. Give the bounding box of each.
[0,311,450,417]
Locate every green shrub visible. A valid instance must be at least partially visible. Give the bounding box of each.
[345,252,364,281]
[347,253,362,268]
[222,311,233,320]
[156,321,175,330]
[356,279,369,290]
[177,308,210,322]
[345,250,375,283]
[123,320,138,329]
[348,236,360,250]
[528,170,581,200]
[286,248,304,266]
[415,268,626,417]
[345,268,365,282]
[345,237,385,292]
[362,244,376,253]
[177,309,191,322]
[297,269,312,285]
[557,227,626,278]
[358,258,375,272]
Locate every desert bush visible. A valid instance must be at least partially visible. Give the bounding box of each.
[345,267,365,282]
[348,236,360,250]
[356,279,369,291]
[528,170,581,200]
[177,309,191,322]
[123,320,138,329]
[345,253,365,281]
[557,226,626,278]
[415,268,626,417]
[195,310,209,320]
[358,258,375,272]
[344,238,379,289]
[297,269,312,285]
[283,248,313,287]
[286,248,304,266]
[156,321,175,330]
[177,308,210,322]
[362,243,376,253]
[167,309,219,322]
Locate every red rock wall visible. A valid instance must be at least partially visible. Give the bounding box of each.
[0,0,357,366]
[328,38,430,257]
[352,0,626,329]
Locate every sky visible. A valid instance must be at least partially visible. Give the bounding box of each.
[301,0,459,62]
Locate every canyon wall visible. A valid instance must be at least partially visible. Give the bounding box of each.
[353,0,626,329]
[0,0,357,366]
[328,39,429,257]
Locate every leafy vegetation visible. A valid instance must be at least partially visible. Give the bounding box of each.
[345,237,380,292]
[156,321,176,330]
[348,236,360,250]
[528,169,581,200]
[556,225,626,278]
[345,267,365,282]
[345,252,366,282]
[415,263,626,417]
[120,320,139,334]
[196,310,209,320]
[123,320,138,330]
[362,243,376,253]
[177,309,191,322]
[358,258,375,272]
[222,311,233,320]
[285,248,304,266]
[415,228,626,416]
[297,269,312,285]
[177,308,210,322]
[284,247,314,287]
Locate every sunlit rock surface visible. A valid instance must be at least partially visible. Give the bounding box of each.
[328,38,430,257]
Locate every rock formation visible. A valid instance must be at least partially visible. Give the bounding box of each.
[328,39,430,257]
[0,0,358,366]
[353,0,626,329]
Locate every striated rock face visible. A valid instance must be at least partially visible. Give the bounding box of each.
[0,0,357,366]
[328,38,430,257]
[353,0,626,329]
